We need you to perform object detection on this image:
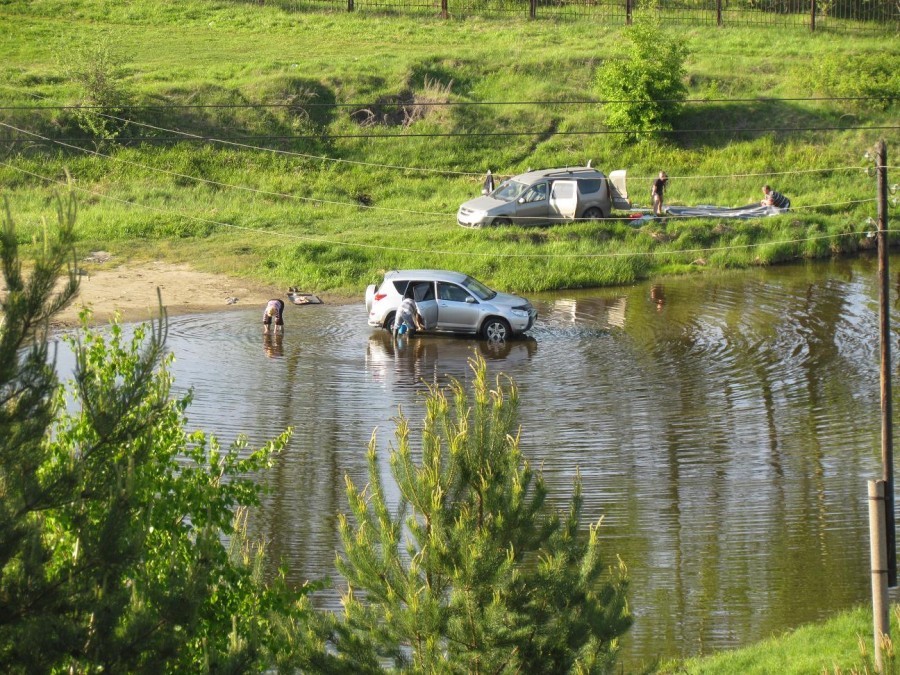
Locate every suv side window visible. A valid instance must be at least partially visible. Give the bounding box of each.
[522,182,548,203]
[438,282,473,303]
[410,282,435,302]
[579,179,603,194]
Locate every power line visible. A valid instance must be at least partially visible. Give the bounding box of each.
[0,123,880,221]
[1,96,896,111]
[0,121,453,218]
[103,115,481,176]
[3,125,898,142]
[1,160,876,260]
[8,113,877,181]
[93,112,885,181]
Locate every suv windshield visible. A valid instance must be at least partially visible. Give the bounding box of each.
[492,180,529,202]
[462,276,496,300]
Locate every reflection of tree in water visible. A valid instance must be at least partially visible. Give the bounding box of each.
[263,333,284,359]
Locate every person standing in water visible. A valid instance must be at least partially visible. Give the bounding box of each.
[263,298,285,334]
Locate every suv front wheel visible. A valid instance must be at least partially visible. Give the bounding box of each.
[481,317,511,342]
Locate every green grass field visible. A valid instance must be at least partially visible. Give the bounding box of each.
[658,604,900,674]
[1,0,898,294]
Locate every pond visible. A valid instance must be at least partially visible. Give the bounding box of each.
[53,253,900,667]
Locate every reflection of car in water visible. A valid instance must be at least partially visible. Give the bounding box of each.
[365,332,538,386]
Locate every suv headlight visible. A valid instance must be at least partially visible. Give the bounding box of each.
[510,309,529,318]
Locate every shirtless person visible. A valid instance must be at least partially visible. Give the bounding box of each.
[651,171,668,217]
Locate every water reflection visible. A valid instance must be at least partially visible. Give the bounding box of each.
[366,331,538,390]
[48,254,900,668]
[263,332,284,359]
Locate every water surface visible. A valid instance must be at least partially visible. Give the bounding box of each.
[54,254,900,666]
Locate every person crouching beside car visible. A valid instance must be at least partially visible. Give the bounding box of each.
[393,295,423,338]
[263,299,285,334]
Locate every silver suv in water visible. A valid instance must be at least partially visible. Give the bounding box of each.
[365,270,537,341]
[457,166,630,228]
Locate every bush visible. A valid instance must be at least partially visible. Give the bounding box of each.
[60,38,134,141]
[594,9,691,141]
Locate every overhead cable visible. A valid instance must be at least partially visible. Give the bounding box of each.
[1,161,874,260]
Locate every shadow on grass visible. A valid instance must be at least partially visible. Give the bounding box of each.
[673,99,850,149]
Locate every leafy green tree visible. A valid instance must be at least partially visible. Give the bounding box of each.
[61,37,134,141]
[594,8,690,141]
[324,357,631,673]
[0,197,315,673]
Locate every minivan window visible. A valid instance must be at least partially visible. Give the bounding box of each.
[579,179,603,194]
[493,180,529,202]
[552,182,576,200]
[462,276,496,300]
[522,183,548,203]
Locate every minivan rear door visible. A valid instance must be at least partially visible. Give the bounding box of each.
[607,170,631,210]
[549,180,578,221]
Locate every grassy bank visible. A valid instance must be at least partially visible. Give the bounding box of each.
[657,604,900,674]
[1,0,898,294]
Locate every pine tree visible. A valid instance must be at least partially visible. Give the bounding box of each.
[326,356,631,673]
[0,198,315,672]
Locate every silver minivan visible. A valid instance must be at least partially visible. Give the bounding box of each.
[457,167,630,228]
[365,269,537,341]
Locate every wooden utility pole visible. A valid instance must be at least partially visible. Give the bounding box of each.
[876,139,896,587]
[870,480,890,672]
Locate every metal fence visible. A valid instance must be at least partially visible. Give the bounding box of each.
[253,0,898,28]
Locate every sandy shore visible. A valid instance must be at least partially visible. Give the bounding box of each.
[18,257,298,328]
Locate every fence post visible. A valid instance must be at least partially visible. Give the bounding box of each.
[626,0,632,25]
[870,480,890,673]
[810,0,816,31]
[716,0,722,26]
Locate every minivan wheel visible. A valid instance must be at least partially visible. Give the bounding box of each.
[583,207,604,221]
[492,217,512,227]
[384,312,396,332]
[482,317,511,342]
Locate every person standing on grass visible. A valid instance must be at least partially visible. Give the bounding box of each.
[761,185,791,210]
[263,298,285,334]
[651,171,668,217]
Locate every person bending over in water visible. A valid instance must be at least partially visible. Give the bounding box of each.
[393,294,423,338]
[263,298,285,334]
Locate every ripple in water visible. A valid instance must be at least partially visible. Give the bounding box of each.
[45,256,900,668]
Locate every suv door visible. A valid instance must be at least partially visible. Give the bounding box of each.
[408,281,438,330]
[436,281,481,333]
[512,181,549,225]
